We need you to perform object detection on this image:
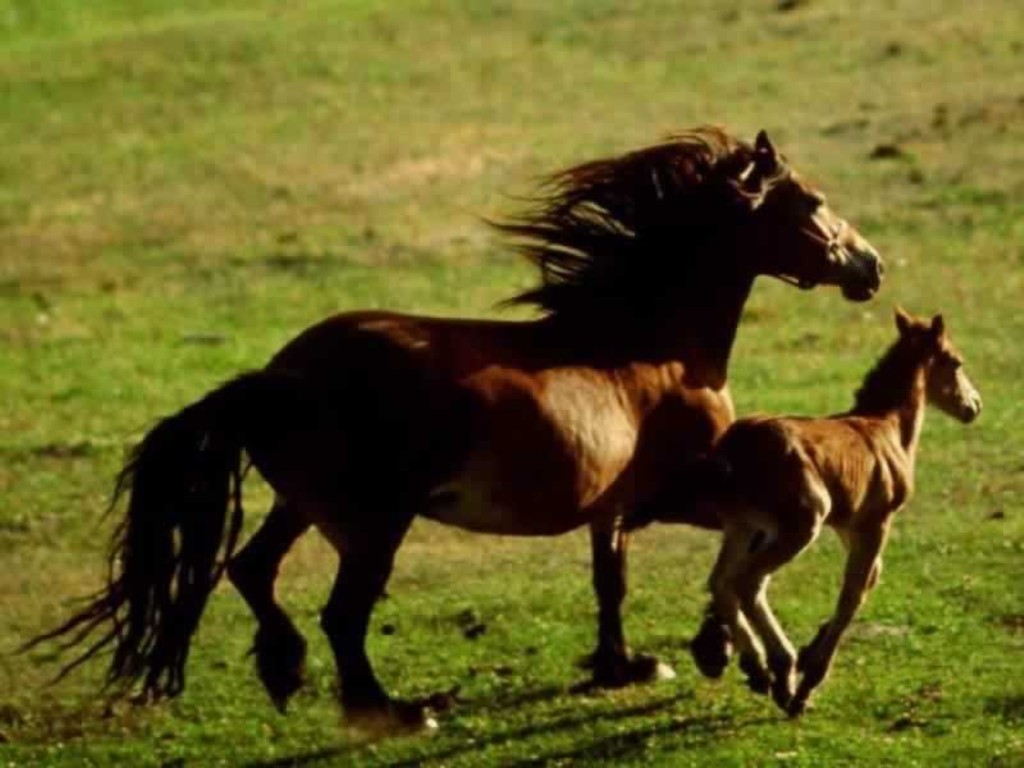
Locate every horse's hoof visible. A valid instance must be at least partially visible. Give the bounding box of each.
[627,653,676,683]
[253,628,307,712]
[581,652,675,690]
[690,619,732,680]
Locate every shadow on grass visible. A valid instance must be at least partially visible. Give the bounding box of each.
[242,687,743,768]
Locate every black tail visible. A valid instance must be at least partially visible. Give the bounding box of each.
[625,454,734,531]
[24,370,299,699]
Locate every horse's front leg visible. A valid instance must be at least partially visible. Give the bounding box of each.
[583,519,675,688]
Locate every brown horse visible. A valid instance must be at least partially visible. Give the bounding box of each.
[680,309,980,716]
[28,127,883,732]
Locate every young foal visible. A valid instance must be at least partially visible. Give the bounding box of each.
[703,309,980,716]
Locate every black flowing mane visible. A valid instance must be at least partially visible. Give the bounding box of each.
[494,127,790,318]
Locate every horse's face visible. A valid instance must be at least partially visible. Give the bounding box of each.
[895,309,982,424]
[739,131,884,302]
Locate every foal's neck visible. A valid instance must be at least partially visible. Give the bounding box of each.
[851,342,928,453]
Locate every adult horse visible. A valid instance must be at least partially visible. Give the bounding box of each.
[31,127,883,732]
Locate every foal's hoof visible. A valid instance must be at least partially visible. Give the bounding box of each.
[786,695,809,719]
[253,627,307,712]
[768,657,795,711]
[738,654,771,696]
[690,619,732,680]
[579,652,675,691]
[771,678,794,711]
[345,700,439,738]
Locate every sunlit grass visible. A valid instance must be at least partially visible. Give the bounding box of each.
[1,0,1022,765]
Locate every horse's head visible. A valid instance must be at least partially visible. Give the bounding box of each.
[735,130,884,302]
[895,308,982,424]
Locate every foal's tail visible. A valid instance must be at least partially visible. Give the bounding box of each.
[23,371,306,699]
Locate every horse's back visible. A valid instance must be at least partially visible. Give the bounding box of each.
[717,414,907,529]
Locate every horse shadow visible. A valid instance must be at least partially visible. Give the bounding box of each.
[241,683,748,768]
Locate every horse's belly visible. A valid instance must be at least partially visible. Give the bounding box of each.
[422,479,587,536]
[421,368,639,535]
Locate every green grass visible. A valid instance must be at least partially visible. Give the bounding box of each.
[2,0,1023,765]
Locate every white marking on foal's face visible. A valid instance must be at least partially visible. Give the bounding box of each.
[928,355,982,424]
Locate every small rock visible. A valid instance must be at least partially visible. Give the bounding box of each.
[869,143,906,160]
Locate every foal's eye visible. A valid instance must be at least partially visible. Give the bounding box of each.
[940,354,962,369]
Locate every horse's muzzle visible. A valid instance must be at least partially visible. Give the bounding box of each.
[840,245,884,302]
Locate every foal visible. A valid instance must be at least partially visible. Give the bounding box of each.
[704,309,980,716]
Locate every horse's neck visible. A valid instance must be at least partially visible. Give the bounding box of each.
[541,270,753,387]
[652,272,755,388]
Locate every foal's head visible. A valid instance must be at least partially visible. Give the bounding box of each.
[895,308,982,423]
[739,131,883,301]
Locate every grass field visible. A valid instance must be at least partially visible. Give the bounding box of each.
[1,1,1022,765]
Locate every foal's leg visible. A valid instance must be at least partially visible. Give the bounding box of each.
[228,496,311,711]
[585,520,674,687]
[707,526,771,695]
[789,523,888,717]
[733,518,822,711]
[318,511,430,732]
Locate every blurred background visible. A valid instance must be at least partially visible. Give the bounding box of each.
[1,2,1021,765]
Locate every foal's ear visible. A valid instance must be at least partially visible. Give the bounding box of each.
[894,306,912,335]
[930,313,946,336]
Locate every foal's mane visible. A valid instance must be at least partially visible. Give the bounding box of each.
[853,335,927,414]
[494,126,788,318]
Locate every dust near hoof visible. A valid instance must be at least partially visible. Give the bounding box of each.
[344,700,440,739]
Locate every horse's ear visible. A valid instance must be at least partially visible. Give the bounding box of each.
[930,313,945,336]
[754,130,779,171]
[894,306,912,335]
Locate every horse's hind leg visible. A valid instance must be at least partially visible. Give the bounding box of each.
[584,520,675,688]
[318,510,431,733]
[227,496,310,711]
